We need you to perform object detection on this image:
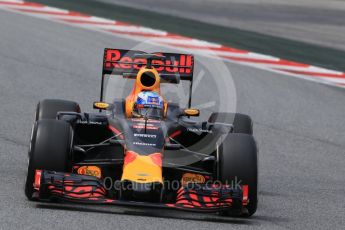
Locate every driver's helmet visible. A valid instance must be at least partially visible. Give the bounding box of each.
[133,91,164,119]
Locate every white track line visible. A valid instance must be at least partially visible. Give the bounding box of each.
[0,0,344,88]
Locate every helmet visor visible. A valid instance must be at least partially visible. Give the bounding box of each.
[133,106,163,119]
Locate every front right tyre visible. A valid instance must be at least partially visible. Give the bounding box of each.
[35,99,80,121]
[25,119,73,200]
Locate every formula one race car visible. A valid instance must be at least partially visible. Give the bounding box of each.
[25,49,258,217]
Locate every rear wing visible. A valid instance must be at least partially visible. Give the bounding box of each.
[100,49,195,107]
[102,49,194,80]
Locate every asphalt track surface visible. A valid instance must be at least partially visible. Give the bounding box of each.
[28,0,345,72]
[0,9,345,230]
[97,0,345,51]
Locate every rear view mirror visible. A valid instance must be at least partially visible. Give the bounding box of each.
[93,102,110,110]
[183,108,200,117]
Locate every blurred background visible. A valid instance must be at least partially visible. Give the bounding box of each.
[96,0,345,51]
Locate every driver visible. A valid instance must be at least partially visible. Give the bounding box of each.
[132,91,164,119]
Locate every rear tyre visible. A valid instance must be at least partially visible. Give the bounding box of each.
[35,99,80,121]
[218,133,258,217]
[209,112,253,135]
[25,120,73,200]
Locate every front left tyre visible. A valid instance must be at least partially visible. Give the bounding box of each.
[208,112,253,135]
[217,133,258,217]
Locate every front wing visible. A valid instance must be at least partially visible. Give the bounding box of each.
[33,170,248,213]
